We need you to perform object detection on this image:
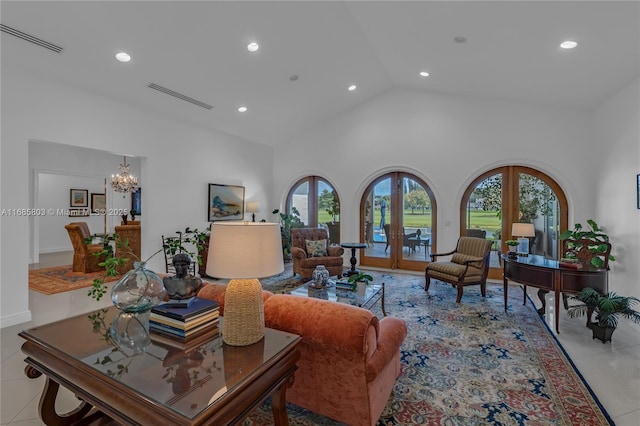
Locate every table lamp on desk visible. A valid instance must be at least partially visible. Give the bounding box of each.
[512,223,535,256]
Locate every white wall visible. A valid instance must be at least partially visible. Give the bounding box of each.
[1,69,274,327]
[593,77,640,299]
[274,88,597,253]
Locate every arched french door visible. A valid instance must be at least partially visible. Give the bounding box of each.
[460,166,568,280]
[360,172,436,272]
[285,176,341,244]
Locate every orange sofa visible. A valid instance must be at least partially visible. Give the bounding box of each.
[197,282,407,426]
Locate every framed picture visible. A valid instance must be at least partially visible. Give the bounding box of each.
[91,193,106,213]
[70,189,88,207]
[208,183,245,222]
[69,208,90,217]
[131,188,141,215]
[637,174,640,209]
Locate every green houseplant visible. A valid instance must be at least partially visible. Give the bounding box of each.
[162,227,208,267]
[273,207,303,260]
[567,287,640,343]
[559,219,615,268]
[325,190,341,245]
[347,271,373,293]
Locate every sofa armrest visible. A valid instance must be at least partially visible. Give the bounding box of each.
[365,317,407,382]
[327,245,344,256]
[291,246,307,260]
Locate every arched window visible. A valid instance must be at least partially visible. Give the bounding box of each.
[460,166,568,279]
[285,176,341,244]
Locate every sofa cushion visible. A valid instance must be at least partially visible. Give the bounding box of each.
[306,239,328,257]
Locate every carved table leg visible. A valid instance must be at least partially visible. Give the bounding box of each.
[26,371,93,426]
[537,289,547,315]
[271,374,295,426]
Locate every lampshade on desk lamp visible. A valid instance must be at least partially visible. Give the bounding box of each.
[511,223,535,256]
[246,202,260,222]
[207,222,283,346]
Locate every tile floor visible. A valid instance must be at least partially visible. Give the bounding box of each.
[2,253,639,425]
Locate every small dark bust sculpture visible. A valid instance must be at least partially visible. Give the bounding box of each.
[162,253,203,300]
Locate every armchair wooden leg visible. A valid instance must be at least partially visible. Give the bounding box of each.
[456,284,464,303]
[425,274,431,292]
[481,282,487,298]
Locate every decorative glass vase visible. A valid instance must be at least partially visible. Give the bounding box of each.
[109,311,151,355]
[111,262,166,313]
[312,265,330,287]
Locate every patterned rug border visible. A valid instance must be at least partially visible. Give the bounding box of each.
[29,265,119,295]
[524,291,615,426]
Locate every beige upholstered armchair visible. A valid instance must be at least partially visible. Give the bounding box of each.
[64,222,105,273]
[291,228,344,279]
[425,236,493,303]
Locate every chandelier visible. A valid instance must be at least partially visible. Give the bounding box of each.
[111,156,139,193]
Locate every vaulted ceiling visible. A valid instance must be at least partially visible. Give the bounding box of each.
[2,1,638,146]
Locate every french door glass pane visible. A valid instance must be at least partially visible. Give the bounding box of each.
[467,173,502,268]
[291,181,309,225]
[518,172,558,259]
[364,178,391,259]
[401,177,432,261]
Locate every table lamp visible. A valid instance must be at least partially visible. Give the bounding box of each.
[246,201,260,222]
[207,222,283,346]
[511,223,535,256]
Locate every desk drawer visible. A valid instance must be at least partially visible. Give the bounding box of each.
[505,263,553,290]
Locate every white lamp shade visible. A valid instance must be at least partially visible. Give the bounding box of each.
[246,202,260,213]
[511,223,535,237]
[207,222,283,279]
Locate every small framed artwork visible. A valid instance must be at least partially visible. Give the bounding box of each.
[208,183,245,222]
[91,193,106,213]
[69,208,90,217]
[637,174,640,209]
[131,188,141,215]
[70,189,88,207]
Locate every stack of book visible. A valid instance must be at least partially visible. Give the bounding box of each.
[149,298,220,346]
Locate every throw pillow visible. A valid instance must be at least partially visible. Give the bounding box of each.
[306,239,328,257]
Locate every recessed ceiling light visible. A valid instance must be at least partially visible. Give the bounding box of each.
[348,84,357,92]
[238,106,248,113]
[454,36,467,44]
[247,42,259,52]
[115,52,131,62]
[560,40,578,49]
[419,71,430,77]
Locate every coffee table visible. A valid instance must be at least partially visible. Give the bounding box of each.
[19,307,300,425]
[288,281,386,316]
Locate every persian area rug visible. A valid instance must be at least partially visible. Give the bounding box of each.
[245,270,613,425]
[259,262,306,294]
[28,265,119,295]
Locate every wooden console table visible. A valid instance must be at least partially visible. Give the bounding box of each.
[20,307,300,425]
[502,254,608,333]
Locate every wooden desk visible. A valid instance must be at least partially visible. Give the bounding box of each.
[502,254,608,333]
[20,308,300,425]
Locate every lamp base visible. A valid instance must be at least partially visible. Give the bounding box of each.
[222,278,265,346]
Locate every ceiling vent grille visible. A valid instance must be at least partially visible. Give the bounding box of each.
[147,83,214,110]
[0,24,63,53]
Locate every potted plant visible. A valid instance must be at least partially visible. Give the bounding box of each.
[347,271,373,295]
[273,207,303,261]
[567,287,640,343]
[559,219,615,268]
[162,227,208,268]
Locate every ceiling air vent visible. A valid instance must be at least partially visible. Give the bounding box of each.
[147,83,213,110]
[0,24,63,53]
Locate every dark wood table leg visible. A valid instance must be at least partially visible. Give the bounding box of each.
[271,374,295,426]
[344,247,359,276]
[380,283,387,316]
[39,377,93,425]
[537,289,547,315]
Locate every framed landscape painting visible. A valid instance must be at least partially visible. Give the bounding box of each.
[91,193,106,213]
[208,184,244,222]
[70,189,88,207]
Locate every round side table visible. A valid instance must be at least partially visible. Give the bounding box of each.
[340,242,367,276]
